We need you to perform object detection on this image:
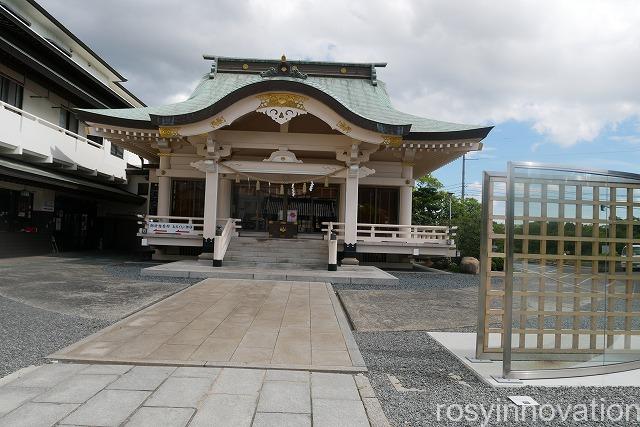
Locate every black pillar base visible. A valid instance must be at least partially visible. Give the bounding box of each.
[343,243,357,254]
[202,238,215,253]
[212,259,222,267]
[328,263,337,271]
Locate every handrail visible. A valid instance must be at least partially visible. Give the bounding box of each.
[146,215,205,223]
[1,99,104,149]
[321,221,456,230]
[322,221,456,246]
[214,218,242,262]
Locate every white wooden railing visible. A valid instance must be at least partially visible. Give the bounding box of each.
[322,222,456,245]
[214,218,242,262]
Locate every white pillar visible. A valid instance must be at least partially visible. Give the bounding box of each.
[217,178,231,219]
[399,163,413,239]
[344,164,359,253]
[202,162,219,242]
[157,154,171,216]
[339,182,346,224]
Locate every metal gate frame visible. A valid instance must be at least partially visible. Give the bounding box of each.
[477,162,640,379]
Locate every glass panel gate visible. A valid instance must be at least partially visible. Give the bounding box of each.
[478,162,640,379]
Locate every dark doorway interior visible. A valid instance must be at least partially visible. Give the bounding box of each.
[358,187,399,224]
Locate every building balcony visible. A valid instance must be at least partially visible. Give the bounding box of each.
[0,100,129,181]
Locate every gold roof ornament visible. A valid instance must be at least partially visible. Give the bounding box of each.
[158,127,180,138]
[210,116,227,129]
[381,135,403,147]
[336,120,352,134]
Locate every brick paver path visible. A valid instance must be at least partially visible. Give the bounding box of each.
[50,279,364,371]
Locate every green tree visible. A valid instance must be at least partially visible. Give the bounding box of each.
[451,197,482,259]
[412,174,483,259]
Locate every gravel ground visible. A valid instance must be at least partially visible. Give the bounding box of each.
[345,271,640,426]
[356,331,640,426]
[0,295,109,378]
[333,270,479,292]
[0,254,198,379]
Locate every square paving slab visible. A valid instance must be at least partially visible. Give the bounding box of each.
[0,364,387,426]
[50,279,365,372]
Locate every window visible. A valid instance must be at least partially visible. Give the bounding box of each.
[0,75,24,108]
[110,143,124,159]
[86,135,103,146]
[59,108,79,133]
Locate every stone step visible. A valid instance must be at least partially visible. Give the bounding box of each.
[225,249,327,257]
[222,260,326,269]
[230,238,325,246]
[224,256,328,265]
[228,243,326,250]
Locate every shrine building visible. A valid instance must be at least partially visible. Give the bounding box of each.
[77,55,493,268]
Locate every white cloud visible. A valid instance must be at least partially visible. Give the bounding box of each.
[39,0,640,147]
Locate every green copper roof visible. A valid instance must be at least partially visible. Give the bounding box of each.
[78,69,491,139]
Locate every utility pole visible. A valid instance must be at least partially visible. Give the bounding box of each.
[461,154,479,200]
[461,154,466,200]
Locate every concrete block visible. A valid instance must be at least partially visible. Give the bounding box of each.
[106,366,175,391]
[33,374,118,404]
[171,366,221,378]
[353,374,376,398]
[0,387,45,417]
[141,268,189,278]
[0,402,78,427]
[80,364,134,375]
[252,413,311,427]
[5,364,86,389]
[210,368,265,395]
[189,394,256,427]
[311,373,360,401]
[60,389,150,426]
[124,407,194,427]
[257,381,310,414]
[145,377,213,408]
[362,397,392,427]
[312,398,369,427]
[264,369,309,383]
[253,273,287,281]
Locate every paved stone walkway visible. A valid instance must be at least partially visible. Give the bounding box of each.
[0,363,387,426]
[50,279,365,372]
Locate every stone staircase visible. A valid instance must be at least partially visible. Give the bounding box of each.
[222,237,328,269]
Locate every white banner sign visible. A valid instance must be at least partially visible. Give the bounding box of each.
[146,222,195,234]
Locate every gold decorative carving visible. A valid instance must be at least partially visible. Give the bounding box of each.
[340,67,347,74]
[158,127,180,138]
[242,63,249,70]
[256,93,307,124]
[210,116,227,128]
[336,120,352,134]
[381,135,403,147]
[256,93,306,110]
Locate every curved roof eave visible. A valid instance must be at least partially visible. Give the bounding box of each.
[148,80,411,136]
[77,76,493,141]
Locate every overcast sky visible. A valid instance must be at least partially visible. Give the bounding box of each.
[40,0,640,194]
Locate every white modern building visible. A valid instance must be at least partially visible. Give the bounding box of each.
[78,55,493,267]
[0,0,147,256]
